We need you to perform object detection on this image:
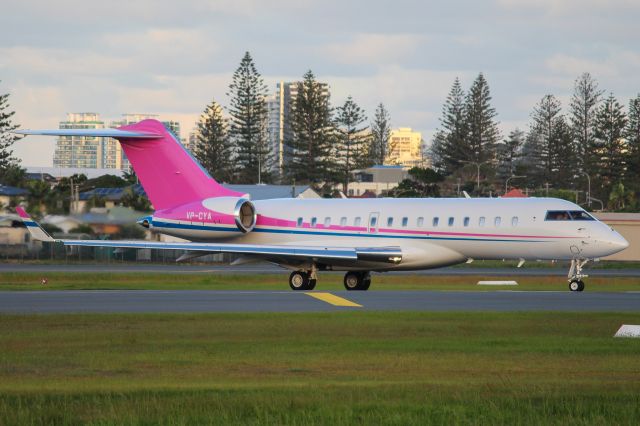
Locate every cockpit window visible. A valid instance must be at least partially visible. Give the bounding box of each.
[545,210,595,221]
[568,210,595,220]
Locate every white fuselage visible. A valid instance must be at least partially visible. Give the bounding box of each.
[149,197,628,271]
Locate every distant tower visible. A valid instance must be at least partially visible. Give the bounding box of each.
[385,128,428,168]
[53,113,105,169]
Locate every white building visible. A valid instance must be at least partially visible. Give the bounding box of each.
[53,113,106,169]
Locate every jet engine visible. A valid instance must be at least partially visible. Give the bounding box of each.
[201,197,257,233]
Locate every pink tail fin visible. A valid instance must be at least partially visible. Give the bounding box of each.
[117,119,242,210]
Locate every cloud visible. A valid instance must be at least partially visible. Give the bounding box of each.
[322,34,428,66]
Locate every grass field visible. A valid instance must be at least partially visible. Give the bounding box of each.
[1,312,639,424]
[1,271,640,292]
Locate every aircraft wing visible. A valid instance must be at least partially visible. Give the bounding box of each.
[16,208,402,265]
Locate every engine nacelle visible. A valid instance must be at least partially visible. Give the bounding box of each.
[151,197,257,239]
[201,197,256,233]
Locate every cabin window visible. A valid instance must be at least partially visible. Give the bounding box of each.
[324,217,331,227]
[433,217,439,227]
[402,217,408,227]
[387,217,394,227]
[311,217,317,227]
[479,216,485,227]
[511,216,518,227]
[296,217,303,227]
[340,217,347,226]
[370,216,377,227]
[417,217,424,227]
[463,217,470,227]
[448,217,454,227]
[354,217,362,227]
[494,216,501,227]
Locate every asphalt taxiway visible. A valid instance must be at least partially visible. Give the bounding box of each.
[3,263,640,276]
[1,290,639,313]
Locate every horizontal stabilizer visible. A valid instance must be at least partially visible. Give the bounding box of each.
[16,207,54,242]
[14,128,162,139]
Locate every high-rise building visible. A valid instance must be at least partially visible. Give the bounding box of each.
[53,113,106,169]
[385,128,427,168]
[54,113,185,172]
[267,81,330,179]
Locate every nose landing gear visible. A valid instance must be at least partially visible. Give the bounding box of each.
[568,258,589,292]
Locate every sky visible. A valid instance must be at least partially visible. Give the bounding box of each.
[1,0,640,167]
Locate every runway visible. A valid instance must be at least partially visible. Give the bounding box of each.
[3,263,640,277]
[1,290,639,313]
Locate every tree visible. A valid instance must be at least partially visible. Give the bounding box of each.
[285,70,335,184]
[334,96,371,193]
[389,167,444,198]
[227,52,272,183]
[370,103,392,165]
[570,72,603,171]
[626,94,640,190]
[522,94,574,187]
[0,82,23,184]
[195,99,234,182]
[120,186,151,212]
[591,93,627,197]
[463,73,500,165]
[430,77,467,174]
[497,128,525,181]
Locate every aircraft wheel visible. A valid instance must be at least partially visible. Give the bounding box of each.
[344,272,361,290]
[289,271,309,291]
[569,280,581,292]
[307,279,317,291]
[577,280,585,292]
[344,272,370,291]
[362,279,371,291]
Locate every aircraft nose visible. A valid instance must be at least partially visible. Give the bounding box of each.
[607,231,629,252]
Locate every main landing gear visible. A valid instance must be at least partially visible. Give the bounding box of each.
[288,271,317,291]
[568,258,588,292]
[288,270,372,291]
[343,271,371,291]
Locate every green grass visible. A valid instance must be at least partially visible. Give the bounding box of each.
[0,312,639,424]
[1,271,640,292]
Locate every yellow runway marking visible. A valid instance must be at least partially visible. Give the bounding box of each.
[306,292,362,307]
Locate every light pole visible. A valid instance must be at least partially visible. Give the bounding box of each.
[460,160,488,193]
[579,171,591,207]
[505,175,526,194]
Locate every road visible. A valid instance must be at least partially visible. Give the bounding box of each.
[3,262,640,276]
[1,290,639,313]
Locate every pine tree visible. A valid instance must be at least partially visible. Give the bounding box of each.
[0,82,22,185]
[284,70,334,184]
[626,94,640,190]
[592,93,627,197]
[195,99,234,183]
[430,77,467,174]
[496,128,525,180]
[464,73,500,164]
[370,103,392,165]
[335,96,370,193]
[570,72,603,171]
[523,94,574,187]
[227,52,272,183]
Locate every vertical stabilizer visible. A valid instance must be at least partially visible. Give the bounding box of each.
[117,120,242,210]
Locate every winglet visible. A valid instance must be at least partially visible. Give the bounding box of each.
[15,207,54,242]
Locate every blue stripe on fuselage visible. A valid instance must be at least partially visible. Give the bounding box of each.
[151,220,547,243]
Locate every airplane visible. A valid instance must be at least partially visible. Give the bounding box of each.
[15,119,629,292]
